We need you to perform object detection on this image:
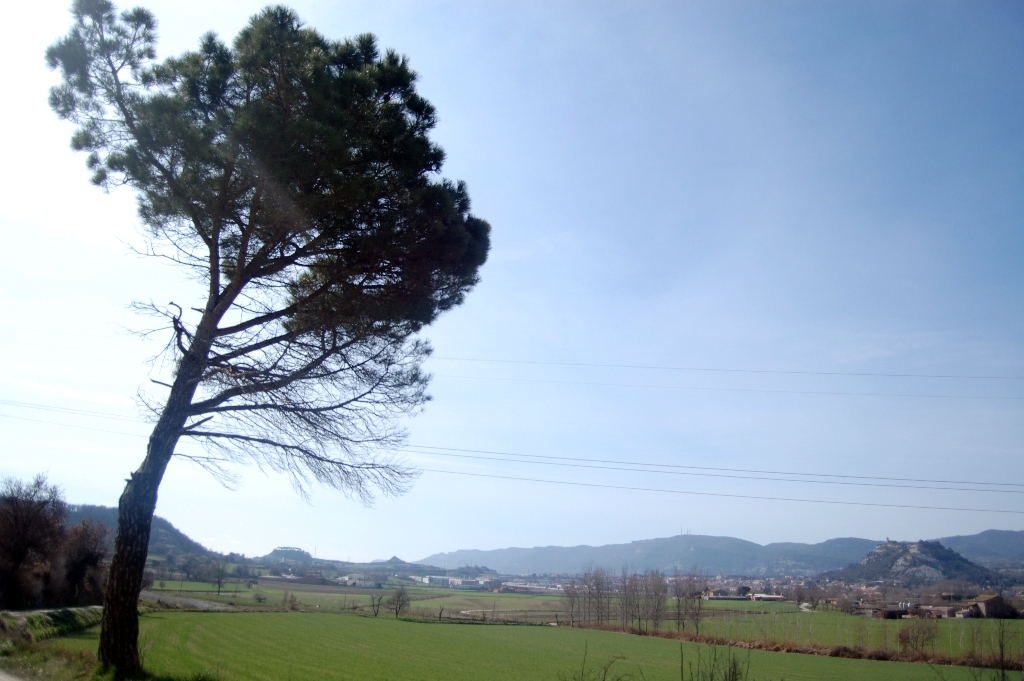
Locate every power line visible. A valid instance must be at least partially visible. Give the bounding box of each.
[3,396,1020,490]
[0,398,142,422]
[409,445,1024,489]
[6,397,1023,502]
[429,357,1024,381]
[418,468,1024,515]
[9,326,1019,381]
[0,413,148,437]
[432,374,1024,400]
[5,407,1020,513]
[402,448,1024,494]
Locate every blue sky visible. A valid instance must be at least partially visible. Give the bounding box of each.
[1,0,1022,563]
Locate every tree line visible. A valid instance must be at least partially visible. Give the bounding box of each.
[0,475,108,609]
[562,566,710,634]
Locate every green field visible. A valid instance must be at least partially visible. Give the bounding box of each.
[144,581,1024,663]
[686,604,1023,661]
[46,610,1002,681]
[148,581,564,621]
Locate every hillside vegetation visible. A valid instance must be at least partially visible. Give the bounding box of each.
[67,505,209,559]
[941,531,1024,568]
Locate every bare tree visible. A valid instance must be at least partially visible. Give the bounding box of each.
[897,619,938,653]
[806,585,824,611]
[370,594,385,617]
[595,568,611,625]
[791,584,806,609]
[684,570,708,636]
[646,571,668,632]
[47,1,490,672]
[621,570,641,632]
[212,559,228,596]
[618,567,631,631]
[581,568,593,624]
[992,619,1018,681]
[387,586,410,618]
[562,581,581,627]
[672,573,686,633]
[576,566,611,626]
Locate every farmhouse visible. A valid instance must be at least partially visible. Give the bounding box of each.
[918,605,957,618]
[962,594,1017,618]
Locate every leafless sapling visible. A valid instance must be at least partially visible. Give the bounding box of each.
[388,586,410,618]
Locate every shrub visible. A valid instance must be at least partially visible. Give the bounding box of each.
[897,619,938,653]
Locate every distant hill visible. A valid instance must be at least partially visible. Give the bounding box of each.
[939,530,1024,568]
[421,530,1024,577]
[67,504,1023,578]
[67,504,212,559]
[419,534,882,576]
[260,547,313,563]
[821,540,996,586]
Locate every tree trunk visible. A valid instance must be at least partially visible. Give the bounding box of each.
[98,417,188,675]
[98,385,200,671]
[97,329,210,675]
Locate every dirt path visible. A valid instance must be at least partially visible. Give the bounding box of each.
[0,669,25,681]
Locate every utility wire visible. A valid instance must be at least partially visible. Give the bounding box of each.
[432,374,1024,400]
[0,398,142,422]
[430,357,1024,381]
[0,413,148,437]
[402,449,1024,494]
[5,408,1021,512]
[7,326,1020,381]
[2,398,1020,491]
[408,445,1024,489]
[4,399,1019,499]
[418,468,1024,515]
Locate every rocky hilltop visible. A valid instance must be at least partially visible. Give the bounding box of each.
[822,540,995,586]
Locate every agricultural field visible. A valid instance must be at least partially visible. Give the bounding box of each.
[44,609,998,681]
[691,602,1024,661]
[143,580,1024,663]
[147,580,564,621]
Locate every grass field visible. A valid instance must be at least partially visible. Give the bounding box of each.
[148,580,1023,663]
[689,606,1023,661]
[45,610,1005,681]
[149,581,564,621]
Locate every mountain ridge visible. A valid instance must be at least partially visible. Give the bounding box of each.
[67,505,1022,577]
[420,530,1024,576]
[420,534,881,576]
